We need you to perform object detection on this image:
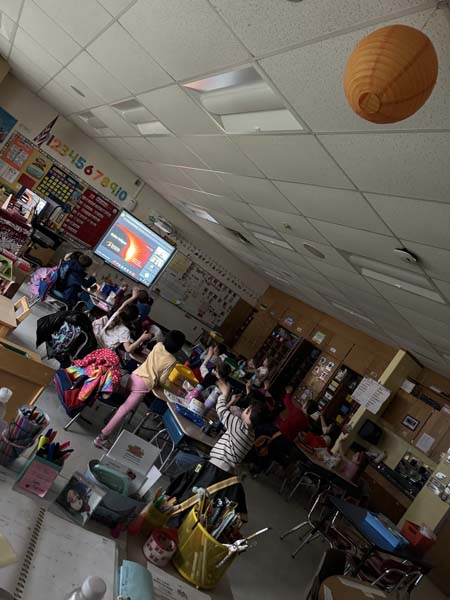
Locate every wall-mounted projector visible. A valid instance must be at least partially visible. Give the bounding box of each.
[148,214,173,235]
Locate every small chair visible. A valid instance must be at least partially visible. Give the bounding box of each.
[303,548,347,600]
[14,296,31,324]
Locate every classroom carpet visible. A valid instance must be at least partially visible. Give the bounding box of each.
[7,298,446,600]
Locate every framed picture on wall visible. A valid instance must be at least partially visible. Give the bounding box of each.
[402,415,420,431]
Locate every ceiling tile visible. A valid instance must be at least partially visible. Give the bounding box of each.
[434,279,450,303]
[259,244,315,268]
[369,280,450,322]
[394,305,450,339]
[138,85,221,135]
[320,132,450,202]
[209,0,425,55]
[40,81,86,115]
[149,137,206,169]
[143,164,197,187]
[310,220,420,271]
[0,0,24,20]
[221,199,269,226]
[284,243,355,272]
[401,242,450,284]
[183,136,263,177]
[307,261,372,289]
[97,0,133,16]
[13,27,63,78]
[9,47,51,89]
[95,136,136,158]
[34,0,111,46]
[234,134,354,188]
[180,169,234,197]
[0,34,10,56]
[119,0,250,80]
[90,105,138,137]
[274,181,391,234]
[88,23,172,95]
[260,9,447,133]
[219,173,298,213]
[122,137,163,162]
[252,207,325,243]
[366,194,450,250]
[20,1,81,63]
[67,52,130,103]
[53,68,105,109]
[0,10,15,40]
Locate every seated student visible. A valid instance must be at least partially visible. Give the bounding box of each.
[250,385,309,471]
[298,414,339,449]
[202,362,232,412]
[92,287,153,354]
[94,329,186,449]
[199,344,228,388]
[251,357,270,387]
[58,254,96,307]
[166,378,266,520]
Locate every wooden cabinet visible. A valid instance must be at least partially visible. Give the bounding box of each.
[344,345,375,376]
[232,312,277,359]
[382,390,433,443]
[324,335,354,360]
[309,326,333,348]
[362,465,411,524]
[412,410,450,461]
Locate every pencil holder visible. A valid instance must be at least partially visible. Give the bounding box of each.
[0,431,33,466]
[15,454,62,498]
[142,502,170,535]
[173,507,235,590]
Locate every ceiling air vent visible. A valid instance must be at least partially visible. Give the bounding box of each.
[225,228,253,245]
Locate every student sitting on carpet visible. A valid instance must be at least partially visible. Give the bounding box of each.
[167,379,267,521]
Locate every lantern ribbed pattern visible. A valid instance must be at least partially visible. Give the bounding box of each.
[344,25,438,124]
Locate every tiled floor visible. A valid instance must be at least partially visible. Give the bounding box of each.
[6,300,446,600]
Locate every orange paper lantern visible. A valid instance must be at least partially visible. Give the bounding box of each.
[344,25,438,124]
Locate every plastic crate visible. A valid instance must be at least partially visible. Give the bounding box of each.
[401,520,436,556]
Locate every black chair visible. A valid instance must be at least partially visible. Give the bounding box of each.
[303,548,346,600]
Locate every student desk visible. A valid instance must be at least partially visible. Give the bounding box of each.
[150,389,217,470]
[319,576,395,599]
[293,442,359,492]
[330,497,432,577]
[0,294,17,337]
[0,338,54,422]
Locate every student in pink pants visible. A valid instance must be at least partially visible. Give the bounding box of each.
[94,330,186,449]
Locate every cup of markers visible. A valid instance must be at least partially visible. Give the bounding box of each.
[15,429,74,498]
[0,406,49,466]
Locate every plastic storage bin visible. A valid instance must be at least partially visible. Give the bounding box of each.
[364,512,409,550]
[401,520,436,555]
[168,365,199,387]
[173,507,234,590]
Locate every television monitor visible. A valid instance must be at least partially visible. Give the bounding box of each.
[94,210,175,287]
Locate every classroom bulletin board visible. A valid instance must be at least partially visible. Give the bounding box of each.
[155,252,240,328]
[0,132,119,248]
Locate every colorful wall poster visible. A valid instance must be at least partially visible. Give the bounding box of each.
[0,107,17,144]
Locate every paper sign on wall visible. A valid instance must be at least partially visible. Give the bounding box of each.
[351,377,391,414]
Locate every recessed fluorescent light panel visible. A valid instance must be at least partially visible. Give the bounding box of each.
[184,204,218,223]
[111,99,172,136]
[243,222,282,238]
[360,268,445,304]
[77,111,114,136]
[331,302,374,323]
[183,66,303,134]
[253,232,294,249]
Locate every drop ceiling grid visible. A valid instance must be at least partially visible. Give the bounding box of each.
[1,0,450,375]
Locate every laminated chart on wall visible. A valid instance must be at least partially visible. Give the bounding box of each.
[155,253,240,328]
[0,132,121,248]
[61,188,119,248]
